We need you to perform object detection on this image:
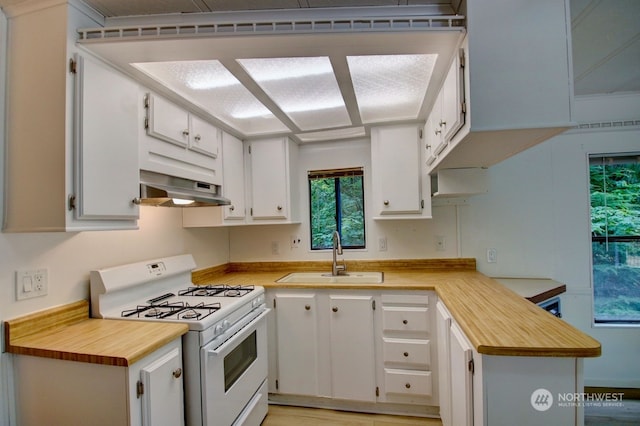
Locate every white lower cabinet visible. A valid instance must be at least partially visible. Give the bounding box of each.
[267,290,375,402]
[12,338,184,426]
[378,292,437,406]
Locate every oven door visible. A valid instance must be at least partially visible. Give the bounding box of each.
[201,307,269,426]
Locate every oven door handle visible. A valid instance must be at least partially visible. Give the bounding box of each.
[207,308,270,357]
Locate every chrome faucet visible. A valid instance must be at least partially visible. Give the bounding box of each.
[331,230,347,276]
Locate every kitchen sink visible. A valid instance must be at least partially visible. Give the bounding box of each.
[276,271,384,284]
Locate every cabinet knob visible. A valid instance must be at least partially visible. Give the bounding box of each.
[229,205,235,211]
[182,129,189,137]
[439,120,447,127]
[405,383,411,389]
[173,368,182,379]
[277,205,283,211]
[402,319,408,325]
[194,134,201,141]
[383,200,390,206]
[332,307,339,312]
[403,352,409,357]
[305,305,311,311]
[434,129,441,135]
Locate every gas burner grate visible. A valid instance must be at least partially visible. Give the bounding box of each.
[121,301,185,319]
[178,284,255,298]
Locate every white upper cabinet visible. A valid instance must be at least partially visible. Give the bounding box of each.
[141,93,222,186]
[247,137,299,223]
[371,124,431,219]
[427,0,574,173]
[2,3,139,232]
[189,115,221,158]
[74,54,140,222]
[220,132,246,221]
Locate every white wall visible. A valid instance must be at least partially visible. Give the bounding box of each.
[229,138,460,262]
[459,94,640,387]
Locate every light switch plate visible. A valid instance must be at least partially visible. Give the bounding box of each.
[16,269,48,300]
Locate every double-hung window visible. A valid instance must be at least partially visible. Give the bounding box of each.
[308,167,365,250]
[589,153,640,324]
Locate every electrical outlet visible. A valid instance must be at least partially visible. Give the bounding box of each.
[271,241,280,255]
[290,236,301,249]
[16,268,48,300]
[487,248,498,263]
[436,236,446,251]
[378,236,388,252]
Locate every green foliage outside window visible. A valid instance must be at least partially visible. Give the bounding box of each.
[310,172,365,250]
[590,156,640,323]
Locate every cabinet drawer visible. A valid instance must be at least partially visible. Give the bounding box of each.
[384,369,432,397]
[382,306,429,333]
[383,338,430,368]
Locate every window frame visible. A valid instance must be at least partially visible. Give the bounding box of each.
[588,152,640,326]
[308,167,366,251]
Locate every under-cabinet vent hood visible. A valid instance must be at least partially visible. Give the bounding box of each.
[135,170,230,207]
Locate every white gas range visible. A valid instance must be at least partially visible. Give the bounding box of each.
[90,254,269,426]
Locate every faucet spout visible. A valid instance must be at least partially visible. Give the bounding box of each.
[332,231,347,276]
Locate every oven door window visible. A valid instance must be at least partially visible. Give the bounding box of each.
[224,330,257,392]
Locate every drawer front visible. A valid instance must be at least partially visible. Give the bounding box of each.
[382,306,429,333]
[383,338,430,368]
[384,369,432,397]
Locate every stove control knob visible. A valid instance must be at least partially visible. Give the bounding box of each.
[215,324,224,334]
[222,320,230,329]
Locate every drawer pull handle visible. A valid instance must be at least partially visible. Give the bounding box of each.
[405,383,411,389]
[332,307,338,312]
[402,319,408,325]
[403,352,409,357]
[305,305,311,311]
[173,368,182,379]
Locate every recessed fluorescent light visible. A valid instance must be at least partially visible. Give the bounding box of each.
[238,57,351,131]
[296,126,366,143]
[347,54,437,123]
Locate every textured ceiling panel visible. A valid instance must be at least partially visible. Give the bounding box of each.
[348,54,436,123]
[238,57,351,131]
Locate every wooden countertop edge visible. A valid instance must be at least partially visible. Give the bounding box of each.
[526,284,567,304]
[4,303,188,366]
[192,263,601,358]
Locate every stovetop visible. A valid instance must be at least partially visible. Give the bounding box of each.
[89,255,265,332]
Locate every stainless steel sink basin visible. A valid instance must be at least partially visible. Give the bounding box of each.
[276,271,384,284]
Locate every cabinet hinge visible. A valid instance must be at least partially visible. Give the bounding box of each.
[372,300,376,310]
[375,387,379,397]
[275,379,279,390]
[459,48,466,68]
[273,298,277,309]
[468,359,475,375]
[136,380,144,398]
[418,128,423,139]
[144,117,149,130]
[143,93,149,109]
[461,101,467,114]
[68,195,76,211]
[248,145,252,154]
[421,199,425,209]
[69,58,77,74]
[250,208,253,216]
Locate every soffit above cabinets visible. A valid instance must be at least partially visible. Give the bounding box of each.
[77,7,465,142]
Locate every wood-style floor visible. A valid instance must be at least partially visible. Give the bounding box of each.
[262,405,441,426]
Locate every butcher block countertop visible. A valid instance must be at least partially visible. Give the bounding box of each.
[193,259,601,358]
[4,300,188,367]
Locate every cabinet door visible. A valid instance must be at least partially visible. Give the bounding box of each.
[441,52,465,141]
[74,54,139,220]
[436,301,452,426]
[147,94,190,147]
[190,115,221,158]
[329,294,376,402]
[275,293,319,396]
[140,346,185,426]
[450,322,473,426]
[221,132,246,220]
[249,138,288,219]
[371,125,422,215]
[428,92,447,157]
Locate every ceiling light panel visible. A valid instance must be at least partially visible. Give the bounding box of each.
[132,60,289,135]
[347,54,437,123]
[237,57,351,131]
